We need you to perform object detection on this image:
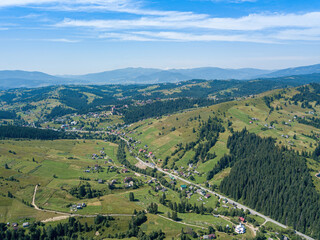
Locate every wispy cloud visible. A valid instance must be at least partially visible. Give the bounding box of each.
[0,0,171,16]
[44,38,80,43]
[99,31,273,43]
[56,12,320,31]
[209,0,256,2]
[275,28,320,41]
[1,0,320,43]
[55,11,320,43]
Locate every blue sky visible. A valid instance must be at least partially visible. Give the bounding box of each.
[0,0,320,74]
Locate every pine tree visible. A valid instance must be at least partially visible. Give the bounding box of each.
[129,192,135,202]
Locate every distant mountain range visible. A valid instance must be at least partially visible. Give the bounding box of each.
[1,63,320,89]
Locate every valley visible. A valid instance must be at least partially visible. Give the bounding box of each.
[0,80,320,239]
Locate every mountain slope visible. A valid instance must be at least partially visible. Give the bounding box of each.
[172,67,273,80]
[73,67,160,84]
[0,70,60,81]
[1,63,320,89]
[260,63,320,78]
[71,67,272,83]
[0,70,74,89]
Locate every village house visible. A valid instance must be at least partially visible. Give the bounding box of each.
[180,184,187,190]
[196,189,206,196]
[202,234,216,239]
[235,223,246,234]
[111,179,117,185]
[23,222,29,228]
[124,177,133,183]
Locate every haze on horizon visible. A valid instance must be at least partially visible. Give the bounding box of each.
[0,0,320,75]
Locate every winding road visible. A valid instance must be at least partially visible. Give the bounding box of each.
[32,185,134,223]
[43,129,314,240]
[117,134,314,240]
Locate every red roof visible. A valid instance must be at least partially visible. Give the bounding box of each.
[239,217,245,221]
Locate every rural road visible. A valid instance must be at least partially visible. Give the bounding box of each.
[32,185,134,223]
[157,214,206,230]
[45,129,314,240]
[117,134,314,240]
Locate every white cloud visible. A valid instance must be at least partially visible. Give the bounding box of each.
[275,28,320,41]
[56,12,320,32]
[99,32,156,41]
[99,30,274,43]
[54,11,320,42]
[0,0,122,7]
[46,38,80,43]
[1,0,320,43]
[132,31,273,43]
[0,0,177,16]
[210,0,256,2]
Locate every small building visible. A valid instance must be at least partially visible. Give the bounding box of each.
[197,189,206,196]
[235,223,246,234]
[122,169,129,173]
[205,194,211,199]
[98,179,103,184]
[180,184,187,190]
[12,223,18,227]
[203,234,216,239]
[23,222,29,228]
[124,177,133,183]
[239,217,245,222]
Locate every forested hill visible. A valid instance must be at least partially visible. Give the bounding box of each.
[1,73,320,123]
[121,98,218,124]
[219,130,320,238]
[0,125,77,140]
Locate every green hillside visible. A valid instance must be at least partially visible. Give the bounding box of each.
[1,74,319,126]
[0,81,320,239]
[124,84,320,187]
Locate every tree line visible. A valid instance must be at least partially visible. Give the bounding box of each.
[0,212,165,240]
[121,98,216,124]
[0,110,16,119]
[0,125,77,140]
[219,129,320,238]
